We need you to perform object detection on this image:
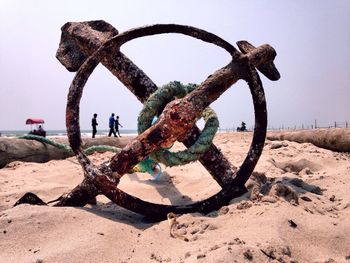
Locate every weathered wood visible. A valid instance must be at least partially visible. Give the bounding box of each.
[61,23,277,218]
[0,137,133,169]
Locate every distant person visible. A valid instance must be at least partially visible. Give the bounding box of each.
[237,121,247,132]
[91,113,98,138]
[37,125,46,137]
[108,113,117,137]
[115,115,123,137]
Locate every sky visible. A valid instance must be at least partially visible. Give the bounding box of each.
[0,0,349,132]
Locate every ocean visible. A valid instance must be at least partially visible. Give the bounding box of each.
[0,128,236,138]
[0,129,138,138]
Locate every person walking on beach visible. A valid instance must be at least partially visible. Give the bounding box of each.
[115,115,123,137]
[108,113,117,137]
[91,113,98,138]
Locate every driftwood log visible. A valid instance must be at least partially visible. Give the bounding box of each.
[267,128,350,152]
[0,137,133,169]
[52,21,280,220]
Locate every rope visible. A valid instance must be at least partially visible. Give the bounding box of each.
[151,107,219,166]
[20,134,73,153]
[19,134,120,155]
[84,145,120,155]
[20,135,161,178]
[137,81,219,167]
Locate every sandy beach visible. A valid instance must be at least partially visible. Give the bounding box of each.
[0,131,349,263]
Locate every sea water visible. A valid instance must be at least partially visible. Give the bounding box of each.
[0,129,138,138]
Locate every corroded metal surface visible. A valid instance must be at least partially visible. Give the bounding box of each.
[57,21,238,190]
[57,21,280,219]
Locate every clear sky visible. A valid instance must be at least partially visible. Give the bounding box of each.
[0,0,349,131]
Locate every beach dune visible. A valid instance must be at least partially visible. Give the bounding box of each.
[0,131,349,262]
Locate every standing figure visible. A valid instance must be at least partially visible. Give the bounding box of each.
[115,116,123,137]
[236,121,247,132]
[108,113,117,137]
[91,113,98,138]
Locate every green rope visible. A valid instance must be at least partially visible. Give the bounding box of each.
[151,107,219,166]
[84,145,120,155]
[19,134,120,155]
[138,81,196,134]
[137,81,219,167]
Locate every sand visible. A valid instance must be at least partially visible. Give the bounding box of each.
[0,132,349,263]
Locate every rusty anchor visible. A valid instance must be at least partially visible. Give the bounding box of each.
[55,21,279,220]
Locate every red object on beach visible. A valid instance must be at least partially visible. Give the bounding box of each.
[25,118,45,125]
